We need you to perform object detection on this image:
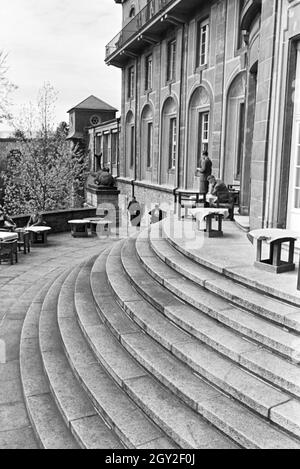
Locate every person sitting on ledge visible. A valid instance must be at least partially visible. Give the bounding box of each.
[0,205,17,231]
[207,175,230,206]
[149,203,164,225]
[26,210,46,228]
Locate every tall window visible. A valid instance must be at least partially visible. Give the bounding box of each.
[145,54,153,91]
[167,40,176,82]
[128,66,135,99]
[103,134,109,166]
[237,0,246,49]
[293,123,300,209]
[111,132,118,165]
[147,122,153,168]
[196,19,209,68]
[130,126,135,168]
[197,112,209,168]
[95,136,102,171]
[169,118,177,170]
[235,103,245,180]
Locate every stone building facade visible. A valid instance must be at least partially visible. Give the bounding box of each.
[105,0,300,230]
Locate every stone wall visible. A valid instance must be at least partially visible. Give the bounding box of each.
[12,207,97,233]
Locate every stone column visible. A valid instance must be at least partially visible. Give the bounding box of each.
[250,0,278,229]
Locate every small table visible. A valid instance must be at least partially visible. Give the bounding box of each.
[27,226,51,245]
[68,220,89,238]
[191,208,229,238]
[248,229,298,274]
[0,232,18,265]
[15,228,31,254]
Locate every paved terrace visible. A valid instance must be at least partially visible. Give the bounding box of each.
[0,233,118,449]
[163,218,300,306]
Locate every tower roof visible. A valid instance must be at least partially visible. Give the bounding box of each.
[68,95,118,113]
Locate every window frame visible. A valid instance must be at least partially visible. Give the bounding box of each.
[145,54,153,92]
[127,66,135,99]
[146,121,153,169]
[167,39,177,83]
[168,117,177,170]
[129,125,135,168]
[197,111,210,169]
[196,18,209,69]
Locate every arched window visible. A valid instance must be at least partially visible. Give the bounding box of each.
[224,73,246,185]
[140,105,153,180]
[186,86,210,189]
[160,97,177,185]
[125,111,135,176]
[129,7,135,18]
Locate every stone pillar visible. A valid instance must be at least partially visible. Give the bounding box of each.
[250,0,277,229]
[86,184,120,227]
[211,0,227,175]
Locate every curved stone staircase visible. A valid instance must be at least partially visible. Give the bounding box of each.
[18,222,300,449]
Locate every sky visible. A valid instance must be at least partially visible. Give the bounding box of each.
[0,0,122,134]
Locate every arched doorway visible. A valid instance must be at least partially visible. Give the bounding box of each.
[224,73,246,186]
[140,104,153,181]
[160,97,177,186]
[186,86,210,189]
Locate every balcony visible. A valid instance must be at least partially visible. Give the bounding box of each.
[240,0,262,31]
[105,0,202,67]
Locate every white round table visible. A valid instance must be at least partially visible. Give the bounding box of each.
[27,226,51,245]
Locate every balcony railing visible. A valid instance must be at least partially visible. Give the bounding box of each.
[105,0,175,60]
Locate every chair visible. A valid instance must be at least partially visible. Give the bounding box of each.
[212,192,235,221]
[0,240,18,265]
[15,228,31,254]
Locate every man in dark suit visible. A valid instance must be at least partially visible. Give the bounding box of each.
[207,176,230,204]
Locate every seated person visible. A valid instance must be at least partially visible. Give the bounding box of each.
[149,204,164,224]
[27,210,46,228]
[207,176,230,206]
[0,205,16,231]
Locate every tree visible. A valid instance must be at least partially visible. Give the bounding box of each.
[0,51,17,123]
[4,83,88,215]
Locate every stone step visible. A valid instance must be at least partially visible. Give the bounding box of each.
[80,256,237,449]
[135,232,300,362]
[20,270,79,449]
[104,241,300,447]
[88,251,238,449]
[60,260,179,449]
[162,219,300,308]
[138,234,300,396]
[57,262,126,449]
[39,263,124,449]
[149,228,300,334]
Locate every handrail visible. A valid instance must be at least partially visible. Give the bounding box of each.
[105,0,175,60]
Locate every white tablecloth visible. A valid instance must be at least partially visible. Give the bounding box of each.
[190,208,229,224]
[27,226,51,233]
[0,232,18,242]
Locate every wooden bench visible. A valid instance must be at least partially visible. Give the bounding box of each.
[0,232,18,265]
[248,229,298,274]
